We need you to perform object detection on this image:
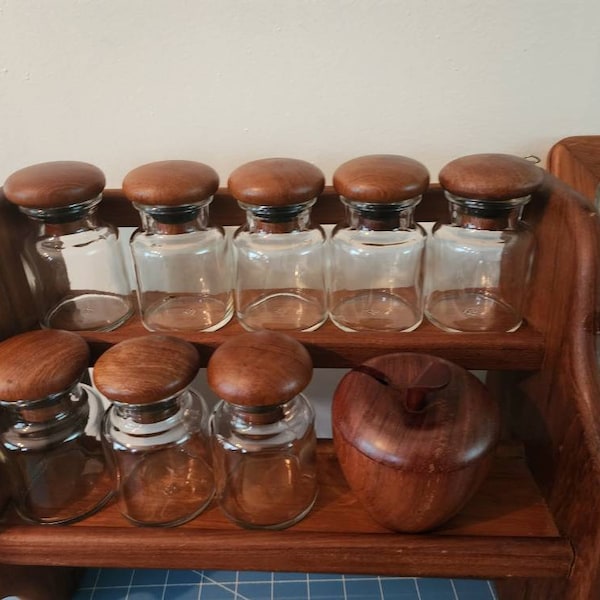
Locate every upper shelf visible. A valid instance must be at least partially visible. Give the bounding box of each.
[82,313,545,371]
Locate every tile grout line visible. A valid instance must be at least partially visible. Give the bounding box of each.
[124,568,135,600]
[414,577,423,600]
[450,579,460,600]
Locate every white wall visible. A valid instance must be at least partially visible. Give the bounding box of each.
[1,0,599,187]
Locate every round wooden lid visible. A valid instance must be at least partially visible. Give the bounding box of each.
[333,353,500,472]
[333,154,430,203]
[93,335,200,404]
[228,158,325,206]
[207,330,312,406]
[122,160,220,206]
[3,161,106,209]
[438,154,544,201]
[0,330,90,401]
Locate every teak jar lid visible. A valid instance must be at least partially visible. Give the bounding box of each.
[3,161,106,209]
[93,335,200,404]
[122,160,220,207]
[0,330,90,401]
[207,330,313,407]
[333,154,430,203]
[228,158,325,207]
[332,353,500,473]
[439,153,545,201]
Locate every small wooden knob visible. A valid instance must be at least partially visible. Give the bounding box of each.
[3,161,106,209]
[93,335,200,404]
[439,154,544,201]
[333,154,430,203]
[0,330,90,401]
[228,158,325,206]
[207,330,312,406]
[122,160,220,206]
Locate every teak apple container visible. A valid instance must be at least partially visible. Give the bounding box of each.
[332,352,500,533]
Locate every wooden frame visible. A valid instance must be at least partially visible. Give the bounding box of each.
[0,168,599,599]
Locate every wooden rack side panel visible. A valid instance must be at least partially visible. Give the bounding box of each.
[497,174,600,599]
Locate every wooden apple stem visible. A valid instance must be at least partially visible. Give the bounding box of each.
[404,362,451,413]
[352,361,451,413]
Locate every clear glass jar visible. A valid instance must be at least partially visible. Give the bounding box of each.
[229,158,327,332]
[3,161,133,331]
[0,330,113,524]
[424,154,543,332]
[208,330,318,529]
[124,160,233,332]
[329,155,429,332]
[96,335,214,527]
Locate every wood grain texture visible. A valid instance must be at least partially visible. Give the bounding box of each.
[333,154,430,203]
[333,354,500,532]
[439,154,545,201]
[3,161,105,209]
[0,192,39,339]
[207,330,312,406]
[93,335,200,404]
[82,314,545,371]
[122,160,219,206]
[227,158,325,206]
[491,168,600,599]
[0,441,572,579]
[548,135,600,202]
[0,329,89,401]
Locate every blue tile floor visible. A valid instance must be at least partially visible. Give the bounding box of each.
[73,569,498,600]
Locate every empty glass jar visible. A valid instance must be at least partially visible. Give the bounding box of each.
[329,154,429,332]
[3,161,133,331]
[0,329,113,524]
[424,153,543,332]
[96,335,214,527]
[123,160,233,332]
[229,158,327,331]
[208,330,318,529]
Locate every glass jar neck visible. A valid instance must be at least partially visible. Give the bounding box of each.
[240,199,315,234]
[19,197,102,235]
[113,395,182,425]
[228,401,288,426]
[445,192,529,230]
[0,382,90,450]
[342,196,420,231]
[135,199,211,235]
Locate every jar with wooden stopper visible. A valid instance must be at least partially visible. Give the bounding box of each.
[3,161,133,331]
[329,154,429,332]
[208,330,318,529]
[95,335,214,527]
[0,329,113,524]
[123,160,233,333]
[424,153,543,332]
[228,158,327,332]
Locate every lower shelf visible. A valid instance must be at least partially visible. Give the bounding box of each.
[0,441,572,579]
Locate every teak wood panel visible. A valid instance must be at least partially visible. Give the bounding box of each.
[1,172,600,600]
[0,441,571,580]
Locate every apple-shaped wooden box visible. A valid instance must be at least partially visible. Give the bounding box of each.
[332,352,500,532]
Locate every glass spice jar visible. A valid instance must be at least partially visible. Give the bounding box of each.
[123,160,233,333]
[228,158,327,332]
[0,329,113,524]
[329,154,429,332]
[208,330,318,530]
[424,153,543,332]
[95,335,214,527]
[3,161,133,332]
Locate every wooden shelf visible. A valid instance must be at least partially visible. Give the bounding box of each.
[0,441,572,580]
[82,313,545,371]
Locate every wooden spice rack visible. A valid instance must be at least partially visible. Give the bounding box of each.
[1,165,600,600]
